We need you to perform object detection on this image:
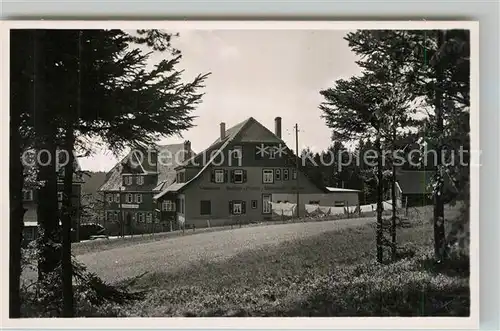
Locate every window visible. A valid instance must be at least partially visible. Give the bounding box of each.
[251,200,258,209]
[137,212,144,223]
[292,169,297,180]
[263,169,274,184]
[146,213,152,223]
[135,194,142,203]
[126,193,133,203]
[230,200,246,215]
[162,200,175,211]
[107,211,113,221]
[214,169,225,183]
[334,201,345,207]
[22,190,33,201]
[106,193,113,203]
[57,192,63,201]
[23,228,35,241]
[309,200,320,205]
[200,200,211,215]
[275,169,281,181]
[233,202,242,214]
[124,176,134,185]
[233,169,244,184]
[114,194,120,203]
[283,169,289,180]
[113,211,119,221]
[136,176,144,185]
[262,194,272,214]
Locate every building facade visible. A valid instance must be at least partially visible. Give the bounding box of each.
[100,117,364,232]
[98,143,193,235]
[22,158,83,244]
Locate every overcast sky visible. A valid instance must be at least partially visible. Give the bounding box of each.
[79,29,362,172]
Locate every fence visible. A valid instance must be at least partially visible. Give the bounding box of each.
[270,200,396,220]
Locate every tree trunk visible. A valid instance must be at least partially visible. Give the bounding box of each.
[9,69,25,319]
[34,29,61,279]
[391,162,397,260]
[391,124,397,260]
[433,30,447,261]
[61,129,75,317]
[376,136,383,263]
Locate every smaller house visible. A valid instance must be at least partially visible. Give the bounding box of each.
[98,143,194,235]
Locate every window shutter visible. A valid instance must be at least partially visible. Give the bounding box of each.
[242,201,246,214]
[230,170,235,183]
[243,170,247,183]
[224,170,228,183]
[211,170,215,182]
[229,201,233,214]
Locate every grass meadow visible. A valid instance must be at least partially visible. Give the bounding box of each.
[85,205,469,317]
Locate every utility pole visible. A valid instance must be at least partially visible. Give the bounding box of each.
[295,123,300,219]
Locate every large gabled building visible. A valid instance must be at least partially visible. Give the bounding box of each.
[153,117,343,229]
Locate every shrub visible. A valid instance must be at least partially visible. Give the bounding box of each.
[20,245,146,317]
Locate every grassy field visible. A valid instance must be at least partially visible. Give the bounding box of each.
[72,212,379,256]
[73,203,462,257]
[85,208,469,317]
[23,203,467,317]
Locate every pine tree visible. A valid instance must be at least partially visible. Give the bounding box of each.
[345,29,470,260]
[320,73,392,263]
[11,28,209,316]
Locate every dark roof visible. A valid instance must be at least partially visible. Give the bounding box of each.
[397,170,435,194]
[396,170,457,195]
[154,120,249,200]
[210,118,250,146]
[98,143,191,192]
[177,118,251,169]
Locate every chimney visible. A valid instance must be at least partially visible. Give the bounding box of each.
[274,116,282,139]
[220,122,226,141]
[183,140,191,161]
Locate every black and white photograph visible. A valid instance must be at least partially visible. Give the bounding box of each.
[4,21,478,327]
